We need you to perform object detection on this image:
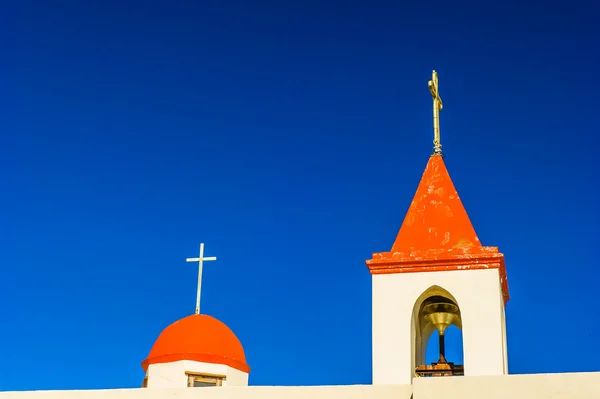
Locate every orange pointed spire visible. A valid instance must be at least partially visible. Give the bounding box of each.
[366,154,509,304]
[391,155,480,252]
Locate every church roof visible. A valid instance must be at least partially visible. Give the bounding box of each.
[391,154,480,251]
[141,314,250,373]
[366,154,509,304]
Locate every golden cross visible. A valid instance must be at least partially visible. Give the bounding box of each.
[428,70,443,155]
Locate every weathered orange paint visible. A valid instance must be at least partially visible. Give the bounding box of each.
[366,155,509,305]
[141,314,250,373]
[392,154,481,251]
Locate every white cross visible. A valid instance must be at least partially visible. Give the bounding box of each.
[186,243,217,315]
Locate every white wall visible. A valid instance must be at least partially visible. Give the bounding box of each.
[372,268,507,385]
[0,385,412,399]
[2,374,600,399]
[146,360,248,388]
[413,372,600,399]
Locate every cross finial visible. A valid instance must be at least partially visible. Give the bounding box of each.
[185,243,217,315]
[428,70,443,155]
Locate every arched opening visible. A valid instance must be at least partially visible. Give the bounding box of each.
[411,286,464,378]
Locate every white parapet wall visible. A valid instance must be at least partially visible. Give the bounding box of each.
[413,372,600,399]
[3,373,600,399]
[0,385,413,399]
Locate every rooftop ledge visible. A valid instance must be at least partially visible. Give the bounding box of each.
[366,246,509,304]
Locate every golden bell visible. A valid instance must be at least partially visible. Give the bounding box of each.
[422,302,459,336]
[421,299,461,365]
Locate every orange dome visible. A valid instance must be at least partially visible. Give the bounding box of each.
[141,314,250,373]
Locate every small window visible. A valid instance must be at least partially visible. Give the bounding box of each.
[186,372,225,387]
[141,377,148,388]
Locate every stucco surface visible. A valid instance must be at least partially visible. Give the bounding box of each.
[0,385,411,399]
[372,268,507,385]
[3,373,600,399]
[146,360,248,387]
[414,372,600,399]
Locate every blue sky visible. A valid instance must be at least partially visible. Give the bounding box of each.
[1,0,599,391]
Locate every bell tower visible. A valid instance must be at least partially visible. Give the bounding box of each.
[367,71,509,385]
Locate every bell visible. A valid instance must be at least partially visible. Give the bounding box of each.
[422,302,459,335]
[422,300,460,364]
